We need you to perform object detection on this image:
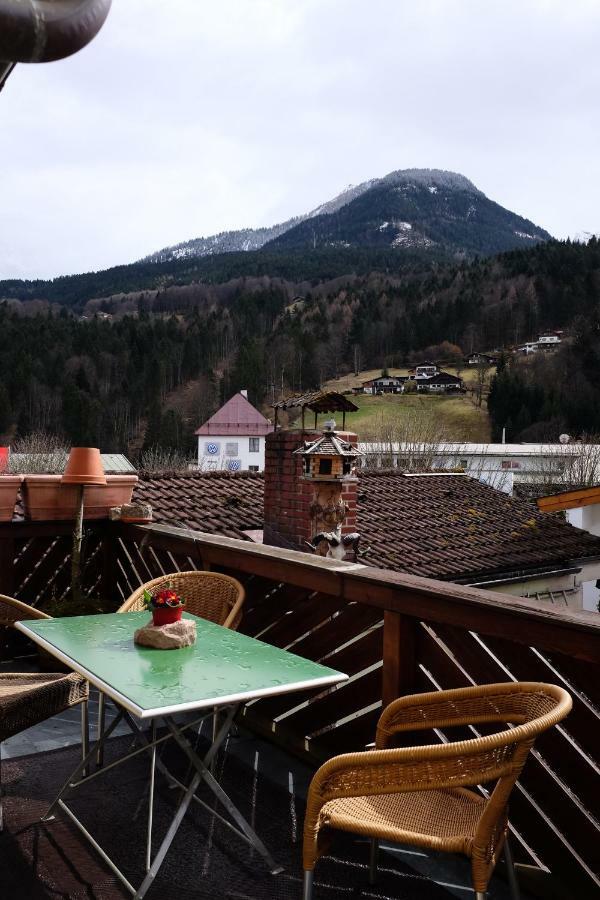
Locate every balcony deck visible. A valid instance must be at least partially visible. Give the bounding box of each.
[0,519,599,899]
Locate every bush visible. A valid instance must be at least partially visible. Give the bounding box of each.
[7,431,68,473]
[139,446,197,473]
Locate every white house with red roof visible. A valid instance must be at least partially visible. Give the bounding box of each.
[194,390,274,473]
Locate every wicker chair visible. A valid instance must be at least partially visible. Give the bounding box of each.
[117,570,245,630]
[0,594,89,831]
[303,681,572,900]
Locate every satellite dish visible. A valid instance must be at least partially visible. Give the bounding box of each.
[559,434,570,444]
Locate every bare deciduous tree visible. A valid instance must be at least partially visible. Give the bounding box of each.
[536,436,600,493]
[7,431,68,474]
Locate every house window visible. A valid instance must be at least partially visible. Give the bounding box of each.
[459,459,468,468]
[249,437,260,452]
[318,458,333,475]
[249,465,259,472]
[501,460,511,470]
[225,442,238,457]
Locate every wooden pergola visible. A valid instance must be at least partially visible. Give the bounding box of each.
[272,390,358,431]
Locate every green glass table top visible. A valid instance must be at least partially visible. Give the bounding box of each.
[17,613,347,718]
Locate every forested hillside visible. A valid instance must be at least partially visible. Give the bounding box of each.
[269,179,550,256]
[0,237,598,452]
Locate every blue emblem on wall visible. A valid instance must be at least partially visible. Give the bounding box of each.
[228,459,241,471]
[206,443,219,455]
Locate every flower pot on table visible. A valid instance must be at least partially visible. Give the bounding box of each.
[0,475,22,521]
[22,475,138,521]
[151,606,183,627]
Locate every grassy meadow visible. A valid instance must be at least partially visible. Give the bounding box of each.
[311,367,493,442]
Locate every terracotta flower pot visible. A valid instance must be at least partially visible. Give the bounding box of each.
[22,474,138,521]
[83,475,138,519]
[0,475,22,521]
[152,606,183,627]
[62,447,106,485]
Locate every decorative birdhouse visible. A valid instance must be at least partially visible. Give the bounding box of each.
[293,420,362,481]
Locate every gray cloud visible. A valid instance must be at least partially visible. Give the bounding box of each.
[1,0,599,278]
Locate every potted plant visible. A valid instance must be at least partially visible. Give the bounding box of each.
[143,586,186,626]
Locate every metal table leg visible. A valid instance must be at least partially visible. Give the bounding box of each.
[166,717,282,874]
[42,699,282,898]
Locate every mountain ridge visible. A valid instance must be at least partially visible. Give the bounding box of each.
[141,167,548,265]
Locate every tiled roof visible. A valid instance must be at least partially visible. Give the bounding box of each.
[425,372,462,384]
[134,471,264,540]
[195,393,273,436]
[354,471,600,581]
[132,470,600,582]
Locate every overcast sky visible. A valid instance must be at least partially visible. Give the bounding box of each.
[1,0,599,280]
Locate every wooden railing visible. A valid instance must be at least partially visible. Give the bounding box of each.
[0,519,599,897]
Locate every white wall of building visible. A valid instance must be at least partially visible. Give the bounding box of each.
[359,442,589,495]
[197,434,266,472]
[566,504,600,612]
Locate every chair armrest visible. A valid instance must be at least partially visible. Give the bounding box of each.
[309,742,497,806]
[222,585,245,630]
[375,683,534,748]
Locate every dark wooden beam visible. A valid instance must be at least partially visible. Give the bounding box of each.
[382,611,416,706]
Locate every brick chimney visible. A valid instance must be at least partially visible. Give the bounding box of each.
[263,427,359,552]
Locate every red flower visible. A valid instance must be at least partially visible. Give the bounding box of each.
[143,586,185,610]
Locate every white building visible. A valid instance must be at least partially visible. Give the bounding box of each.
[538,333,561,346]
[358,441,594,494]
[195,391,273,472]
[537,486,600,612]
[517,333,562,354]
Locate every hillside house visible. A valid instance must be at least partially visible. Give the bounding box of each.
[361,375,406,394]
[537,332,562,349]
[195,390,273,472]
[416,371,463,393]
[467,352,498,366]
[517,332,562,354]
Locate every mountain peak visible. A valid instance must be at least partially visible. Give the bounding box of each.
[380,168,482,194]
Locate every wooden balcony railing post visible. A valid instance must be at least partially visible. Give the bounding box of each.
[100,523,117,609]
[382,610,416,707]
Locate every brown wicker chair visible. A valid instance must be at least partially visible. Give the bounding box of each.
[117,570,245,630]
[303,681,572,900]
[0,594,89,831]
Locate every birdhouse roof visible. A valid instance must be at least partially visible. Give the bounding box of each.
[293,432,362,458]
